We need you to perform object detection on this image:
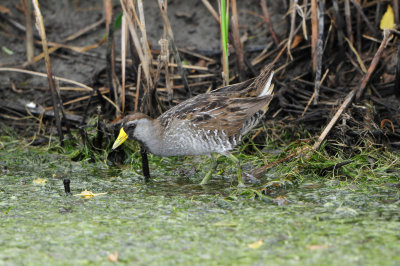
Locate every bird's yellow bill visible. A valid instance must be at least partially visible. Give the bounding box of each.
[112,128,128,149]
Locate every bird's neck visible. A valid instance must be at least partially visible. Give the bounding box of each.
[133,118,163,154]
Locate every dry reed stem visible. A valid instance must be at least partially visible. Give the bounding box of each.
[151,61,208,71]
[344,36,366,73]
[120,0,152,88]
[104,0,113,32]
[135,64,142,112]
[158,0,191,96]
[159,39,173,102]
[105,1,118,115]
[0,67,92,90]
[301,0,308,40]
[313,0,324,104]
[311,0,318,72]
[287,0,296,60]
[344,0,353,43]
[22,0,34,61]
[153,39,166,99]
[137,0,153,86]
[121,15,127,113]
[31,0,64,144]
[22,18,105,67]
[231,0,245,81]
[178,48,215,63]
[302,68,329,116]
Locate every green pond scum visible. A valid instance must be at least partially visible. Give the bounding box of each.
[1,134,400,265]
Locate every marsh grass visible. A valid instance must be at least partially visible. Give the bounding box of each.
[47,119,399,194]
[2,119,399,192]
[1,127,400,264]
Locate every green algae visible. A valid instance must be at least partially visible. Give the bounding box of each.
[1,138,400,265]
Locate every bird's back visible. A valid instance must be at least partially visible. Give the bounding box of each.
[153,64,275,156]
[157,95,272,156]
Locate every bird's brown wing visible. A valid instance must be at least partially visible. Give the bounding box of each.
[159,94,272,137]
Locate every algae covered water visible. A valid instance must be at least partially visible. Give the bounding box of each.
[1,143,400,265]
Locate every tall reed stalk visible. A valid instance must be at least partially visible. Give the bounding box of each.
[220,0,229,85]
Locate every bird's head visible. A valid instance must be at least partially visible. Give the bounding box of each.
[111,113,152,150]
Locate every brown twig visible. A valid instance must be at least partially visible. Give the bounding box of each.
[151,61,208,72]
[201,0,220,22]
[178,48,215,63]
[356,30,393,100]
[260,0,280,46]
[312,88,357,150]
[250,146,311,179]
[20,18,105,67]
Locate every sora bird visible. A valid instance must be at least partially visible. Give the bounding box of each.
[112,64,275,186]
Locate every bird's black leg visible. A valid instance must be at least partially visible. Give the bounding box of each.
[140,145,151,182]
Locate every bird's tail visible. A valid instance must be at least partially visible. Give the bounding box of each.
[258,72,274,97]
[255,64,275,112]
[255,64,275,97]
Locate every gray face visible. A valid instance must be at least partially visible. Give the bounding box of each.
[123,120,138,138]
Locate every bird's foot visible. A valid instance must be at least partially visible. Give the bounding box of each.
[200,170,212,185]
